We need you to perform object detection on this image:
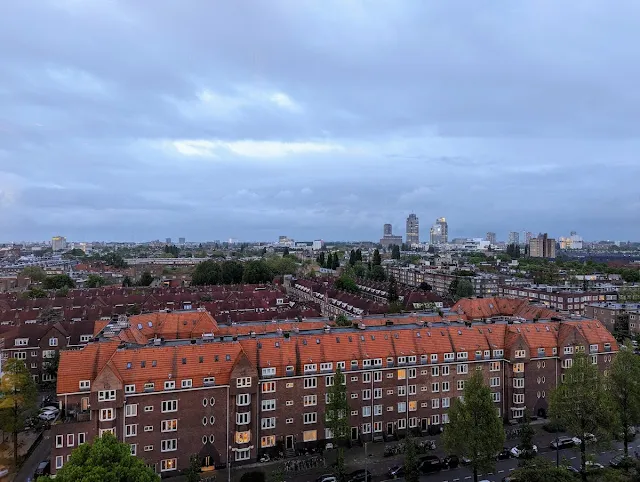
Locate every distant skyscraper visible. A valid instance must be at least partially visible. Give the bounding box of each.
[524,231,533,244]
[380,224,402,248]
[52,236,67,252]
[178,237,186,245]
[508,231,520,246]
[405,214,419,245]
[429,217,448,244]
[529,233,556,259]
[383,224,392,236]
[166,238,172,244]
[486,232,497,245]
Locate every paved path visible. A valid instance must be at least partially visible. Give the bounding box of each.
[13,430,50,482]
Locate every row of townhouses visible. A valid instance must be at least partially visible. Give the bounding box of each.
[50,309,617,477]
[497,286,618,313]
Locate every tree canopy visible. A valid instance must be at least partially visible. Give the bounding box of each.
[43,274,76,290]
[609,342,640,456]
[19,266,47,282]
[86,274,107,288]
[372,249,382,266]
[137,271,154,287]
[38,433,159,482]
[326,368,349,481]
[443,370,505,482]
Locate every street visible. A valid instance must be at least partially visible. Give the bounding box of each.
[13,430,51,482]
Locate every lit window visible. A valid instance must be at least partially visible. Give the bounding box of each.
[161,458,177,472]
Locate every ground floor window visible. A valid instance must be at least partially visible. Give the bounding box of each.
[303,430,317,442]
[235,448,251,461]
[261,436,276,448]
[55,456,63,469]
[161,458,177,472]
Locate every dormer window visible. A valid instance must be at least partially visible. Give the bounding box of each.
[564,346,573,355]
[444,353,454,362]
[514,350,526,358]
[49,338,58,347]
[79,380,90,391]
[164,381,176,390]
[456,352,468,360]
[14,338,28,347]
[98,390,116,402]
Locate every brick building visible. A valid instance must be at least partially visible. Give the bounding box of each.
[50,307,617,477]
[584,302,640,336]
[497,286,618,314]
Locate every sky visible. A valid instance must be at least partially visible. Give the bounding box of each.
[1,1,640,243]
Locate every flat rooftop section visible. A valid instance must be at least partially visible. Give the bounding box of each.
[587,302,640,310]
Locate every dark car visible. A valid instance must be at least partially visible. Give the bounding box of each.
[496,447,511,460]
[346,469,372,482]
[610,454,634,468]
[419,455,443,474]
[443,455,460,468]
[34,460,50,477]
[388,465,404,479]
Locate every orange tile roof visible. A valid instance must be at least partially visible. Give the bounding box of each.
[451,297,562,321]
[128,311,218,340]
[57,341,120,394]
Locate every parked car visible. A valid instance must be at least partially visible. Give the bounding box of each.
[387,465,404,479]
[316,475,337,482]
[616,426,637,442]
[610,454,634,468]
[346,469,372,482]
[550,437,580,450]
[34,460,50,477]
[586,461,605,470]
[442,455,460,468]
[496,447,511,460]
[38,410,57,421]
[40,405,59,414]
[509,444,538,458]
[419,455,443,474]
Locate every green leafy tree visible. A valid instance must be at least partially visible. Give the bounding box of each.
[126,304,141,316]
[266,256,298,276]
[122,275,132,287]
[335,314,351,327]
[518,411,536,464]
[242,260,274,284]
[86,274,106,288]
[369,265,386,282]
[0,358,38,466]
[418,281,432,291]
[610,342,640,456]
[326,369,350,482]
[317,252,326,268]
[137,271,154,287]
[448,279,459,298]
[404,433,420,482]
[22,287,48,299]
[372,249,382,266]
[43,274,75,290]
[282,247,290,257]
[549,352,614,480]
[220,260,244,284]
[352,262,367,278]
[335,274,359,293]
[510,458,576,482]
[444,371,505,482]
[38,433,159,482]
[391,244,401,260]
[455,278,474,299]
[184,454,201,482]
[268,467,285,482]
[355,249,363,262]
[43,351,61,384]
[102,252,128,268]
[192,260,221,285]
[19,266,47,283]
[387,275,399,303]
[349,249,356,266]
[331,252,340,270]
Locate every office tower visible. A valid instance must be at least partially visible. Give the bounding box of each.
[529,233,556,259]
[52,236,67,252]
[486,232,497,245]
[178,237,186,245]
[383,224,392,236]
[166,238,172,244]
[524,231,533,245]
[380,224,402,248]
[508,232,520,246]
[405,214,419,245]
[429,217,448,244]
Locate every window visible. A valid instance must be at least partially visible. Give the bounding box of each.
[564,346,574,355]
[444,353,454,361]
[181,379,192,388]
[514,349,526,358]
[262,399,276,411]
[431,382,439,393]
[374,404,382,415]
[397,402,406,413]
[562,359,573,369]
[490,377,500,387]
[432,398,439,409]
[261,435,276,448]
[304,363,317,373]
[14,352,26,360]
[490,361,500,372]
[262,381,276,393]
[78,432,86,445]
[409,384,416,395]
[374,387,382,399]
[397,386,406,396]
[144,426,153,432]
[161,458,177,471]
[374,371,382,382]
[441,365,450,376]
[303,395,317,407]
[261,417,276,429]
[144,382,154,391]
[303,430,317,442]
[408,368,417,379]
[15,338,28,346]
[130,444,137,456]
[457,380,465,391]
[203,377,215,386]
[513,378,524,388]
[125,404,138,417]
[236,412,250,425]
[442,397,450,408]
[164,381,175,390]
[161,400,178,413]
[304,377,317,389]
[304,412,317,424]
[457,364,468,374]
[125,384,135,394]
[441,381,450,392]
[431,366,439,377]
[325,375,334,387]
[144,445,153,451]
[56,435,63,448]
[513,393,525,404]
[397,418,407,429]
[491,392,500,402]
[513,363,524,373]
[457,351,468,360]
[362,372,371,383]
[56,455,63,470]
[144,405,153,412]
[591,355,598,364]
[236,394,250,406]
[431,353,438,363]
[262,367,276,377]
[374,421,383,432]
[237,377,252,388]
[320,362,333,372]
[49,337,58,347]
[98,390,116,402]
[161,439,177,452]
[125,424,137,437]
[161,420,177,432]
[362,406,371,417]
[79,380,90,391]
[397,369,406,380]
[493,349,504,358]
[100,408,115,421]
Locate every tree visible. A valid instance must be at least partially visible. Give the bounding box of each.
[455,278,474,299]
[0,358,38,466]
[22,287,47,299]
[243,260,274,284]
[317,252,326,268]
[372,249,382,266]
[43,351,60,384]
[268,467,285,482]
[20,266,46,283]
[335,314,351,327]
[326,369,350,482]
[102,252,128,269]
[38,433,159,482]
[404,433,420,482]
[164,244,179,256]
[220,260,244,284]
[448,279,459,298]
[549,352,614,480]
[355,249,363,262]
[137,271,154,287]
[43,274,75,290]
[391,245,401,260]
[192,260,221,285]
[86,274,106,288]
[418,281,432,291]
[369,265,386,282]
[349,249,356,266]
[331,252,340,270]
[282,247,290,257]
[184,454,201,482]
[443,371,505,482]
[609,342,640,457]
[510,458,577,482]
[387,275,399,303]
[335,274,358,293]
[518,411,536,464]
[122,275,132,287]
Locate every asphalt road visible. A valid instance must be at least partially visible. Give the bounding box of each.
[13,430,51,482]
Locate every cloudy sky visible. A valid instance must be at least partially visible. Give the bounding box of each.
[2,1,640,243]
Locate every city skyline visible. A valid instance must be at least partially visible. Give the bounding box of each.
[2,2,640,242]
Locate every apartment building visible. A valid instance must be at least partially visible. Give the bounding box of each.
[529,233,556,259]
[497,286,618,314]
[584,303,640,336]
[51,312,616,477]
